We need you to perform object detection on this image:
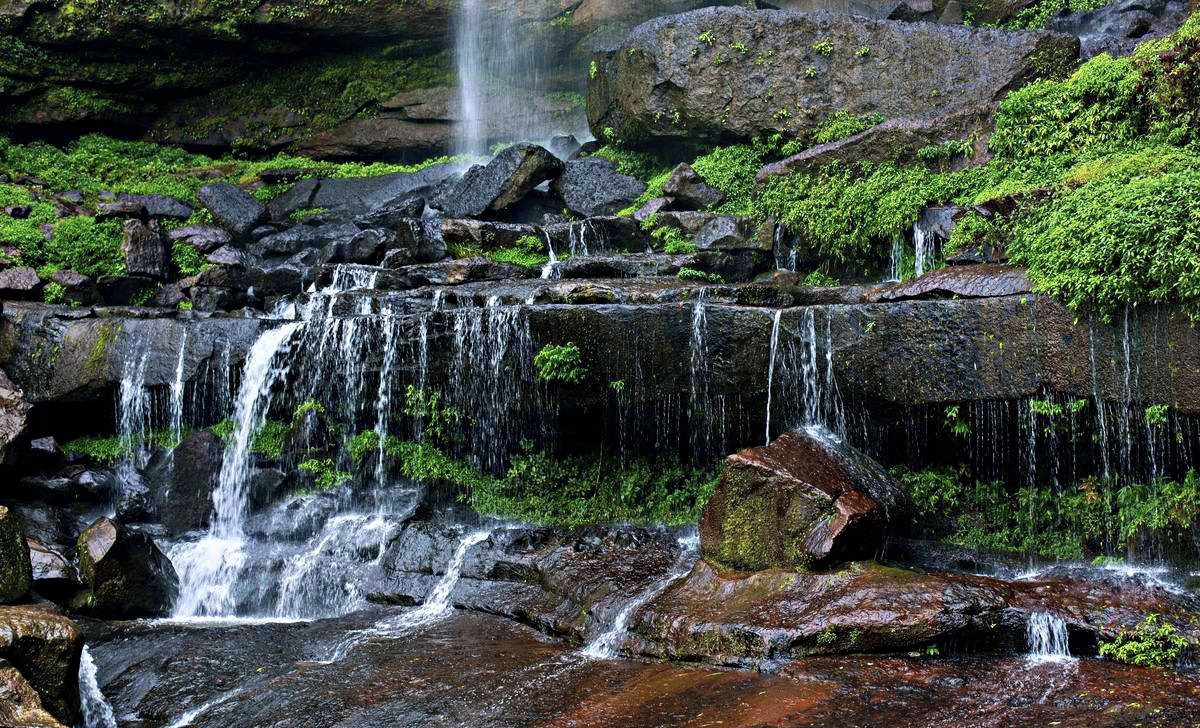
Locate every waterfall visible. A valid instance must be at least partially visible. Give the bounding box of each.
[764,309,783,444]
[168,330,189,445]
[582,532,699,660]
[170,322,302,617]
[78,645,117,728]
[1026,612,1072,663]
[541,233,560,280]
[913,219,936,277]
[115,347,151,483]
[688,291,724,457]
[454,0,557,156]
[888,236,903,282]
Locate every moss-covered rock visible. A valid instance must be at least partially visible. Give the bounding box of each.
[0,506,32,604]
[75,517,179,618]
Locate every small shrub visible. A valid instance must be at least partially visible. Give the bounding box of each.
[348,430,382,463]
[534,343,585,383]
[297,458,352,492]
[1099,614,1191,667]
[677,267,724,284]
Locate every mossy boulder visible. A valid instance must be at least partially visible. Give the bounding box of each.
[0,506,32,603]
[0,602,82,725]
[75,517,178,618]
[699,429,908,571]
[588,6,1080,148]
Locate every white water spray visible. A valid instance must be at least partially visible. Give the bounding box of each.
[78,645,117,728]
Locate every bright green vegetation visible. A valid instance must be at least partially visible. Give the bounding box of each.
[0,132,455,281]
[348,430,382,463]
[297,458,352,492]
[61,430,183,464]
[677,267,724,284]
[534,343,585,383]
[293,399,326,422]
[402,385,464,442]
[893,466,1200,560]
[757,15,1200,316]
[210,418,290,458]
[1099,614,1192,667]
[389,440,717,527]
[289,207,327,222]
[485,235,550,267]
[994,0,1112,30]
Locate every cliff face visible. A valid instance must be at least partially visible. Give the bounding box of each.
[0,0,737,159]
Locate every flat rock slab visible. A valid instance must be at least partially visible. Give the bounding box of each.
[866,264,1032,301]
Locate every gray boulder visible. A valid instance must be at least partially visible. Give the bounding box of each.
[75,517,178,617]
[144,431,222,536]
[435,144,565,218]
[588,7,1079,145]
[169,225,232,254]
[0,370,30,468]
[552,158,646,217]
[1050,0,1190,58]
[198,183,267,237]
[695,216,770,252]
[121,219,172,279]
[0,267,40,300]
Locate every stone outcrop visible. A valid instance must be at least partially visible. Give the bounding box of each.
[198,184,268,238]
[0,368,30,466]
[866,264,1031,301]
[0,506,32,603]
[0,662,66,728]
[435,144,565,219]
[588,7,1079,147]
[143,431,223,536]
[699,430,907,571]
[75,517,179,617]
[552,158,647,217]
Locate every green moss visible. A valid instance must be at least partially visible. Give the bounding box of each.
[171,240,205,277]
[288,207,327,222]
[348,430,382,463]
[293,398,326,422]
[484,235,549,268]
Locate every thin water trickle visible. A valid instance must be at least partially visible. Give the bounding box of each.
[581,532,699,660]
[168,330,189,445]
[78,645,117,728]
[764,309,783,445]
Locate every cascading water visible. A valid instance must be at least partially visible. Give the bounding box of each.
[913,219,937,278]
[168,331,190,444]
[761,307,846,443]
[115,347,151,484]
[1025,612,1072,663]
[764,309,783,444]
[582,532,700,660]
[78,645,117,728]
[170,322,303,617]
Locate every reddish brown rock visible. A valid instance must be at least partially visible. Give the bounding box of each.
[865,264,1031,302]
[0,602,81,724]
[699,429,907,571]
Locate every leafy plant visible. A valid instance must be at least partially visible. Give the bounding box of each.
[297,458,352,492]
[403,386,464,443]
[534,343,585,383]
[677,267,724,284]
[1099,614,1191,667]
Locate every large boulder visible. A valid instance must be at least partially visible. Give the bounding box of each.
[867,263,1031,302]
[0,506,32,603]
[662,163,725,210]
[75,517,178,617]
[435,144,565,219]
[588,7,1079,146]
[198,183,267,237]
[143,431,223,536]
[552,157,647,217]
[699,428,908,571]
[0,602,82,725]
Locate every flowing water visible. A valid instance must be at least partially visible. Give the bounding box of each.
[78,645,118,728]
[582,532,700,660]
[1025,612,1072,663]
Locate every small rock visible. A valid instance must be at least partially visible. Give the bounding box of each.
[95,199,149,220]
[0,267,41,299]
[552,157,646,217]
[118,193,194,220]
[26,538,79,599]
[197,183,267,237]
[634,196,673,222]
[662,164,725,210]
[121,219,172,279]
[168,224,233,254]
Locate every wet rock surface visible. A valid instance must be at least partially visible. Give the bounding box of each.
[0,505,32,603]
[867,264,1032,301]
[76,517,179,617]
[82,610,1200,728]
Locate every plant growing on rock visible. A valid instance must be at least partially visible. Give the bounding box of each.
[677,267,724,284]
[534,343,585,383]
[1099,614,1191,667]
[297,458,352,492]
